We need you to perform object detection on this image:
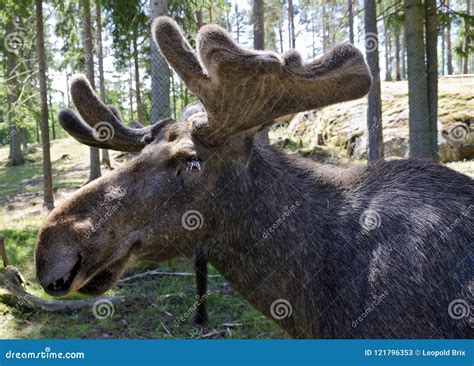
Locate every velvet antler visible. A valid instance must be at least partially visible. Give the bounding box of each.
[59,75,172,152]
[152,17,371,139]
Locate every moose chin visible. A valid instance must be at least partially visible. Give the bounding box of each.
[35,16,473,339]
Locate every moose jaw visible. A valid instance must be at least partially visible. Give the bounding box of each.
[35,17,473,339]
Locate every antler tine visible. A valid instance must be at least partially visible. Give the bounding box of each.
[159,21,370,139]
[152,17,209,94]
[197,24,283,79]
[59,75,171,152]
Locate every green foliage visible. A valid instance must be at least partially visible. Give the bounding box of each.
[102,0,148,68]
[0,0,41,148]
[53,0,85,72]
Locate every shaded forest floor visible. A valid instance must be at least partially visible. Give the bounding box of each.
[0,136,472,339]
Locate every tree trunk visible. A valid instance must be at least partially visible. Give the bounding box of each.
[385,31,393,81]
[463,0,471,74]
[288,0,295,49]
[48,90,56,139]
[253,0,265,50]
[6,20,24,166]
[395,30,401,80]
[171,72,177,120]
[235,3,241,43]
[65,66,71,108]
[21,129,28,155]
[348,0,354,43]
[80,0,101,181]
[253,0,268,144]
[225,3,232,32]
[278,12,284,53]
[446,0,453,75]
[322,1,328,52]
[364,0,384,161]
[95,0,111,169]
[35,120,40,144]
[196,7,203,28]
[36,0,54,209]
[150,0,170,122]
[471,0,474,73]
[132,27,144,124]
[401,29,407,78]
[405,0,432,158]
[441,26,445,75]
[425,0,438,160]
[208,5,213,22]
[129,57,134,119]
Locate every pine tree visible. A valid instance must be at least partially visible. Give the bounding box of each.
[80,0,101,181]
[35,0,54,209]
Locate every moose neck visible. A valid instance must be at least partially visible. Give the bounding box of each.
[206,141,350,338]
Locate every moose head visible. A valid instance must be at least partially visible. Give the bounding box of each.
[35,17,371,298]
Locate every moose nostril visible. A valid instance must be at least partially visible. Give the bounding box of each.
[47,277,67,293]
[45,256,81,295]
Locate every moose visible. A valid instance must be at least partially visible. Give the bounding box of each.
[118,109,210,325]
[35,17,472,338]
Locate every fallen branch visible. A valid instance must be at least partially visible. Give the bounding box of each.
[0,266,123,312]
[160,321,172,337]
[119,270,221,283]
[0,236,9,267]
[222,322,243,327]
[197,330,227,339]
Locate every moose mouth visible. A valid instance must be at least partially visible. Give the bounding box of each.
[45,256,82,296]
[44,255,128,297]
[77,264,124,296]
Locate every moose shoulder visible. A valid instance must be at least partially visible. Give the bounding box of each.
[35,17,473,339]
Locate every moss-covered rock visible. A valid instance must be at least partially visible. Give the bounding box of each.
[282,76,473,162]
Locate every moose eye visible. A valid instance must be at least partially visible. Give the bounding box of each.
[185,159,202,172]
[176,157,202,177]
